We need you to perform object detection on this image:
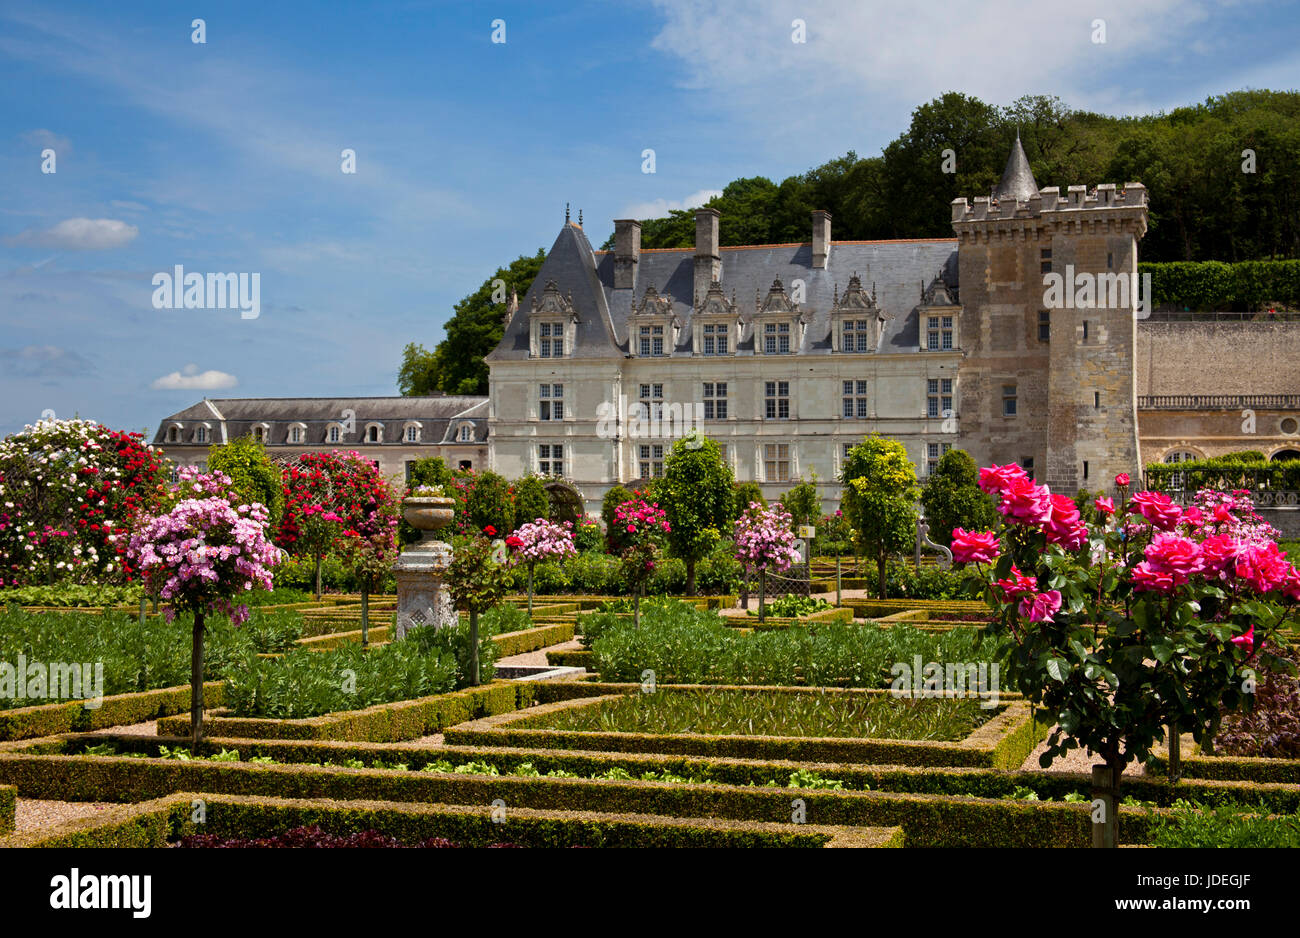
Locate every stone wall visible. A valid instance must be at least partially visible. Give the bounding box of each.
[1137,321,1300,395]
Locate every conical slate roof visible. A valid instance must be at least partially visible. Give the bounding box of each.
[992,134,1039,203]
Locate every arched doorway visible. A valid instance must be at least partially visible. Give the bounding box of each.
[1271,449,1300,462]
[544,481,585,526]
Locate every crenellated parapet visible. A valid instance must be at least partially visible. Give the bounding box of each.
[951,182,1148,241]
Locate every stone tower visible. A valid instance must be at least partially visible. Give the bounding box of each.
[952,136,1149,493]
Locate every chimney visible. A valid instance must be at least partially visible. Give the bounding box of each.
[613,219,641,290]
[694,207,721,306]
[811,210,831,269]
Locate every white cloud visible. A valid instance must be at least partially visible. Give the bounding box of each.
[20,128,71,153]
[151,363,238,391]
[620,188,724,220]
[5,218,139,251]
[0,344,93,378]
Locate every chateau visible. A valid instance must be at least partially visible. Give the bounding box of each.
[488,140,1159,512]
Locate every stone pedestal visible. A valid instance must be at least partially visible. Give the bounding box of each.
[394,496,458,639]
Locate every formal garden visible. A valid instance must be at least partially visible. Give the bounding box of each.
[0,418,1297,848]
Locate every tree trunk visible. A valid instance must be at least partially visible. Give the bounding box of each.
[313,552,323,600]
[360,587,370,647]
[190,611,206,755]
[527,564,535,618]
[469,609,481,687]
[1091,762,1122,848]
[1167,721,1181,781]
[634,588,641,630]
[758,569,767,623]
[686,559,697,596]
[877,547,888,600]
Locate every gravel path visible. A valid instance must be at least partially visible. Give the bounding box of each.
[16,799,117,832]
[1021,727,1149,778]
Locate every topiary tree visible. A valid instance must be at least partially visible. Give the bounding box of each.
[919,449,996,547]
[731,481,765,519]
[446,536,515,685]
[208,434,285,529]
[512,475,550,526]
[126,468,281,751]
[658,436,735,594]
[601,485,633,548]
[841,435,919,599]
[780,473,823,534]
[612,497,671,628]
[406,457,456,489]
[463,470,515,537]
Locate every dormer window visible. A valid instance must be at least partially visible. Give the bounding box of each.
[288,424,305,444]
[459,424,473,442]
[328,425,342,444]
[403,422,421,443]
[831,274,886,353]
[529,280,578,359]
[753,279,804,356]
[692,280,740,357]
[166,424,182,443]
[364,423,383,444]
[918,273,960,352]
[630,285,678,358]
[195,425,209,444]
[251,423,270,444]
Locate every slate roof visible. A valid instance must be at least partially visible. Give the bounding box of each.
[153,396,488,446]
[992,134,1040,203]
[488,223,958,359]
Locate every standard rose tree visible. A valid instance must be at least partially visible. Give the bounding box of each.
[507,518,575,615]
[612,498,671,628]
[957,465,1299,846]
[446,535,514,685]
[126,468,282,751]
[733,502,802,622]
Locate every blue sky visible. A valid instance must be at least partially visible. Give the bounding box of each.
[1,0,1297,437]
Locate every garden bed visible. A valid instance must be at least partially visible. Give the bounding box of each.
[0,682,223,742]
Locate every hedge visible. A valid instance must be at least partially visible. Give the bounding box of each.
[295,621,573,656]
[1139,259,1300,313]
[1144,457,1300,493]
[444,694,1047,768]
[1,792,900,849]
[0,752,1148,846]
[155,681,529,742]
[0,784,13,834]
[1148,751,1300,784]
[546,649,594,669]
[0,682,223,742]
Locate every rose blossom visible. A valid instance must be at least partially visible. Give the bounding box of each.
[1115,473,1131,487]
[1019,589,1062,623]
[1093,496,1115,515]
[994,565,1037,601]
[1128,491,1182,531]
[996,476,1052,525]
[978,463,1028,495]
[950,528,999,565]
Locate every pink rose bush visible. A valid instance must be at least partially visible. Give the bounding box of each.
[508,518,577,614]
[964,461,1298,817]
[733,502,802,622]
[612,498,671,625]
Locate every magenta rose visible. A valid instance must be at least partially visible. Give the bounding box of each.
[1093,496,1115,516]
[1115,473,1131,488]
[978,463,1028,495]
[994,565,1038,601]
[1018,589,1062,623]
[1131,561,1177,594]
[1128,491,1182,531]
[996,476,1052,525]
[950,527,999,565]
[1142,533,1205,586]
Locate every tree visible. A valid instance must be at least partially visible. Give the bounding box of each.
[512,475,550,526]
[658,436,735,594]
[731,481,765,519]
[841,436,919,599]
[126,468,281,751]
[446,536,515,686]
[601,485,633,546]
[920,449,997,546]
[464,470,515,536]
[507,519,575,615]
[208,434,285,529]
[338,482,399,645]
[780,473,823,533]
[397,250,546,396]
[611,497,671,628]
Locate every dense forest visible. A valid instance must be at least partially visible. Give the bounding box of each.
[401,90,1300,396]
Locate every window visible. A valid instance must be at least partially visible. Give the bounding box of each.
[459,424,473,442]
[639,383,664,421]
[702,323,729,355]
[1038,310,1050,342]
[1040,248,1052,275]
[842,442,855,464]
[1093,391,1101,409]
[1002,385,1018,417]
[290,426,303,444]
[328,426,340,443]
[764,321,791,354]
[1164,451,1197,465]
[639,444,665,478]
[1082,320,1090,341]
[459,460,472,471]
[539,384,564,421]
[841,319,872,352]
[538,443,564,477]
[703,382,728,420]
[167,426,180,443]
[367,425,379,443]
[926,316,953,351]
[1022,457,1034,476]
[1083,460,1090,481]
[539,322,563,357]
[926,442,952,476]
[406,425,418,443]
[927,378,953,419]
[252,426,266,443]
[764,380,790,419]
[405,461,417,483]
[195,426,208,444]
[1107,252,1114,269]
[842,380,868,418]
[639,324,665,356]
[764,444,790,483]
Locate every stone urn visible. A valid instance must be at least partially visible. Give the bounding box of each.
[402,496,455,549]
